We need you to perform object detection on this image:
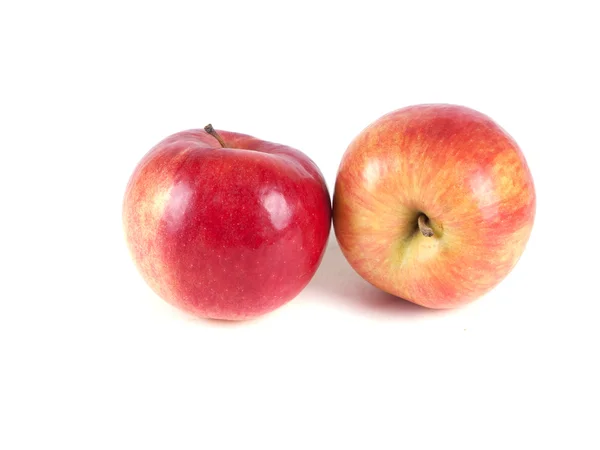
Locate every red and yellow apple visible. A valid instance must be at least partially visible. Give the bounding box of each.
[333,104,536,308]
[123,125,331,320]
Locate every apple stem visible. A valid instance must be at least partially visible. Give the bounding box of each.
[417,214,434,237]
[204,124,227,148]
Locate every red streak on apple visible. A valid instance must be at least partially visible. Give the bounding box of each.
[333,104,536,308]
[123,127,331,320]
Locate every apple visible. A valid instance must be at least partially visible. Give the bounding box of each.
[123,125,331,320]
[333,104,536,308]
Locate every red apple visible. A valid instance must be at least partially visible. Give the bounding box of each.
[123,125,331,320]
[333,104,536,309]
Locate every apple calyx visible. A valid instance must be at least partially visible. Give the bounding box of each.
[204,124,227,148]
[417,214,434,237]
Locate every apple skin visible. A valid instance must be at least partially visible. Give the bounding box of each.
[333,104,536,309]
[123,128,331,320]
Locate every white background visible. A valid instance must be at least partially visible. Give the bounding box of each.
[1,0,599,448]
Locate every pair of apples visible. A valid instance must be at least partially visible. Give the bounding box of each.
[123,104,536,320]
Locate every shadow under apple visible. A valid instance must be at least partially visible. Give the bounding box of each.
[303,239,451,319]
